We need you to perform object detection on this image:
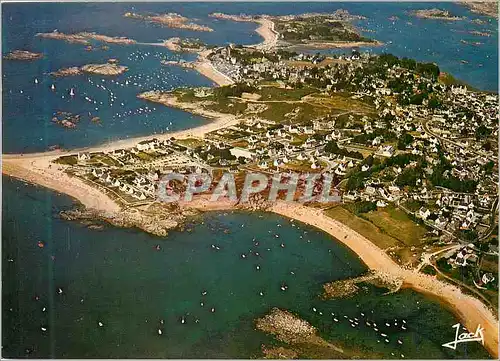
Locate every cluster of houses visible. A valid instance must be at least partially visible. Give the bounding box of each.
[69,47,498,255]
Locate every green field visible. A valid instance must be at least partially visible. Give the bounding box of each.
[325,206,402,249]
[326,204,428,250]
[363,205,428,246]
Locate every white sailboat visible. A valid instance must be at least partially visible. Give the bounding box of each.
[34,78,39,84]
[69,88,75,97]
[51,84,55,91]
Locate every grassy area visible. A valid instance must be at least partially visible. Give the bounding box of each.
[258,85,317,101]
[326,204,429,251]
[307,93,375,114]
[362,206,428,246]
[175,138,206,149]
[421,264,437,276]
[206,98,248,115]
[54,155,78,165]
[325,205,402,249]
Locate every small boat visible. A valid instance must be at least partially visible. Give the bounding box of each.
[69,88,75,97]
[51,84,56,91]
[158,329,162,335]
[98,321,103,327]
[34,78,39,84]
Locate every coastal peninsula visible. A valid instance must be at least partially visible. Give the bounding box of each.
[124,12,213,32]
[3,11,499,359]
[210,10,382,49]
[163,37,208,53]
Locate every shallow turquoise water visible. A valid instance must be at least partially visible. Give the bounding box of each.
[2,177,491,358]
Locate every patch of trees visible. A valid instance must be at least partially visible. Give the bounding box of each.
[195,146,236,161]
[352,128,396,145]
[351,201,377,215]
[346,170,371,191]
[475,124,492,140]
[395,166,423,187]
[376,53,440,79]
[213,83,257,99]
[397,132,414,150]
[324,141,363,159]
[384,153,422,168]
[429,157,478,193]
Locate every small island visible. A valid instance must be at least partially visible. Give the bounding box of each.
[81,63,128,76]
[4,50,43,61]
[36,30,137,45]
[163,37,208,53]
[411,8,464,21]
[51,60,128,77]
[124,12,213,32]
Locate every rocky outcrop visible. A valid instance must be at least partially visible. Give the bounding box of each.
[36,31,136,45]
[124,12,213,32]
[81,63,128,76]
[322,271,403,299]
[50,67,82,77]
[4,50,43,61]
[256,308,316,344]
[411,9,464,21]
[60,204,198,237]
[51,62,128,77]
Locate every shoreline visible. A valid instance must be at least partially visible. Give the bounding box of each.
[2,157,499,357]
[290,39,384,50]
[253,18,279,50]
[3,97,240,157]
[184,199,499,357]
[192,58,235,86]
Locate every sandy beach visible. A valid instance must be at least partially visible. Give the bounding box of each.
[183,198,499,357]
[2,14,497,357]
[193,58,235,86]
[269,202,499,358]
[3,156,498,357]
[253,18,279,50]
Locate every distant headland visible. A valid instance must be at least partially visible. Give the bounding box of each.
[124,12,213,32]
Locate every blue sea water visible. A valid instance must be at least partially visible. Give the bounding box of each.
[2,2,498,153]
[1,3,497,358]
[2,177,492,358]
